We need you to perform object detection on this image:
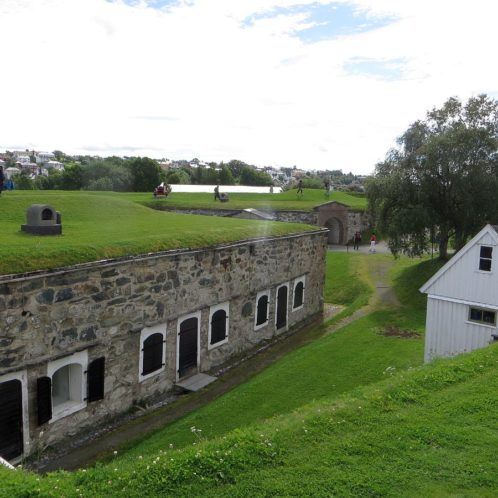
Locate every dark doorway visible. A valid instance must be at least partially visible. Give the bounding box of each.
[276,285,288,330]
[0,379,23,460]
[178,317,198,378]
[325,217,344,244]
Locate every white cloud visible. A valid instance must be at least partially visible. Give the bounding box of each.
[1,0,498,174]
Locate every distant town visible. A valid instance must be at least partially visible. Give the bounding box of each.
[0,149,368,191]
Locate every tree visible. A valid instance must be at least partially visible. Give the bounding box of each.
[239,166,272,186]
[367,95,498,260]
[128,157,165,192]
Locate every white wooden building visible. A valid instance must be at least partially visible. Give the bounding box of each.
[420,225,498,362]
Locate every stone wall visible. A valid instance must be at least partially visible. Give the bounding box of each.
[0,230,327,457]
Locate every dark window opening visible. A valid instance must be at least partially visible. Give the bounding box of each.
[469,307,496,325]
[256,295,269,326]
[479,246,493,271]
[41,208,53,221]
[293,281,304,309]
[211,309,227,344]
[142,333,164,376]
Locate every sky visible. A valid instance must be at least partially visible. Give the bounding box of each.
[1,0,498,175]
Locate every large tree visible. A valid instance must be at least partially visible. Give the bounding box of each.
[367,95,498,260]
[128,157,165,192]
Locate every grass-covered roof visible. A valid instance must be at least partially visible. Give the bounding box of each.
[0,191,322,276]
[140,188,366,211]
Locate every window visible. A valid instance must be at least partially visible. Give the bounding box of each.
[209,303,229,349]
[45,350,88,423]
[255,291,270,329]
[479,246,493,271]
[139,325,166,382]
[468,307,496,326]
[292,276,306,311]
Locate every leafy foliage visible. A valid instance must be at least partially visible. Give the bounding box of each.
[367,94,498,259]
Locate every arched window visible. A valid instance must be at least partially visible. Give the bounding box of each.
[292,276,306,311]
[52,363,82,408]
[44,350,88,423]
[142,333,165,376]
[209,303,229,349]
[255,291,270,329]
[139,325,166,382]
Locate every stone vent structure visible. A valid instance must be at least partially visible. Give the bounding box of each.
[21,204,62,235]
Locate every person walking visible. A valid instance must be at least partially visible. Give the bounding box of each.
[324,180,331,198]
[214,185,220,201]
[0,166,4,196]
[353,231,361,250]
[369,233,377,253]
[297,179,303,195]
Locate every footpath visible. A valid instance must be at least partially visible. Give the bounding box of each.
[29,247,397,474]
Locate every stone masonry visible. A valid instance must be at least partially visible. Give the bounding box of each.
[0,229,327,458]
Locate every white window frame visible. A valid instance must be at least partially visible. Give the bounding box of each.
[139,324,167,382]
[254,290,271,330]
[208,302,229,350]
[478,245,493,272]
[0,370,30,460]
[275,282,290,330]
[47,350,88,423]
[467,306,497,328]
[176,311,201,382]
[292,275,306,311]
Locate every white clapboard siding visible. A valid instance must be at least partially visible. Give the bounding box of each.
[424,297,496,362]
[421,225,498,362]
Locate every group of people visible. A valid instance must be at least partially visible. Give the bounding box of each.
[352,231,377,252]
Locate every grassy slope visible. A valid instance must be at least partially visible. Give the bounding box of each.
[3,345,498,496]
[0,191,317,275]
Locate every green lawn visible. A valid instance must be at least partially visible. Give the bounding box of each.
[140,188,367,211]
[0,191,318,275]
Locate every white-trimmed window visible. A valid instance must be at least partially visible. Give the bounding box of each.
[255,290,270,330]
[292,276,306,311]
[139,324,166,382]
[479,246,493,271]
[209,302,229,349]
[47,350,88,423]
[468,307,496,326]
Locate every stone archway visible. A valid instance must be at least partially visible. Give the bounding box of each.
[325,217,344,244]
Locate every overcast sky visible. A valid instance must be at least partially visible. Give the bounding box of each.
[1,0,497,174]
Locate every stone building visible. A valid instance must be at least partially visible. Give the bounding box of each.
[0,229,327,462]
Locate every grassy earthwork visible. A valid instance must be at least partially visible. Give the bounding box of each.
[0,191,322,275]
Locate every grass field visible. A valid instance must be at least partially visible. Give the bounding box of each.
[0,191,319,275]
[140,188,367,211]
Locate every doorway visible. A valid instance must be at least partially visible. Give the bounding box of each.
[0,379,23,460]
[178,316,199,379]
[276,284,288,330]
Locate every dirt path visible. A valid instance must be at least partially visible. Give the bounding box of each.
[30,253,397,474]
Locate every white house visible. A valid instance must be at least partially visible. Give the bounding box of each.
[36,152,55,164]
[420,224,498,362]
